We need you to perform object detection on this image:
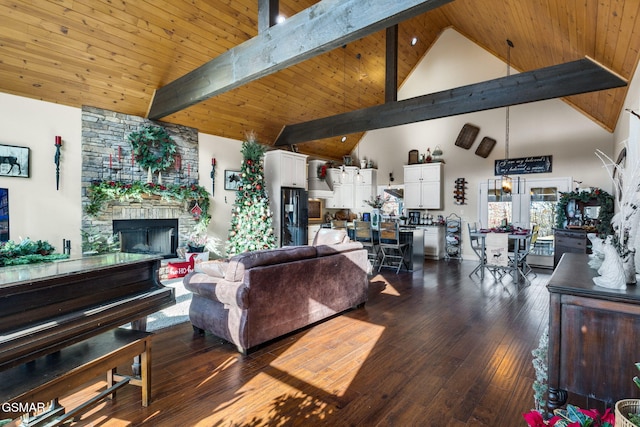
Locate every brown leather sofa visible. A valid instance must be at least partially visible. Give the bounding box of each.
[183,240,369,353]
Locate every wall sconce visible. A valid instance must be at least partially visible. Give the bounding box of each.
[211,157,216,196]
[388,172,395,187]
[54,136,62,190]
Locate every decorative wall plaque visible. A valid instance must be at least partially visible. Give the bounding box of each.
[494,155,553,175]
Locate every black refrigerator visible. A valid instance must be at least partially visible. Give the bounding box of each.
[281,187,308,246]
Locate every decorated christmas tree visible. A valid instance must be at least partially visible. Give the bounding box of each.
[227,135,276,255]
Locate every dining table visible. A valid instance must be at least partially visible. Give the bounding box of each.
[469,229,532,283]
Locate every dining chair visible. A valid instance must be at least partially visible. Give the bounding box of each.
[377,221,409,274]
[467,222,485,278]
[484,232,513,282]
[516,225,539,279]
[353,220,379,270]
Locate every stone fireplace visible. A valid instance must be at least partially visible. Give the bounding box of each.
[81,106,201,256]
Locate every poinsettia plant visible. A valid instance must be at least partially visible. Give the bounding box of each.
[523,404,614,427]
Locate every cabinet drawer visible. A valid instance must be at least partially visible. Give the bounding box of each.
[555,237,586,249]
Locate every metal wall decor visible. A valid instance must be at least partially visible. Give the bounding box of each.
[54,136,62,190]
[453,178,467,205]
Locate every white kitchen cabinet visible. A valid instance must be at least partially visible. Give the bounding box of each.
[422,226,445,259]
[326,167,356,209]
[354,169,377,209]
[326,183,342,209]
[264,150,307,189]
[403,163,442,209]
[326,167,376,210]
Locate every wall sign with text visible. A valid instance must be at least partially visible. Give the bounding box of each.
[494,155,552,176]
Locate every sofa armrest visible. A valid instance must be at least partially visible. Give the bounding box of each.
[183,272,248,308]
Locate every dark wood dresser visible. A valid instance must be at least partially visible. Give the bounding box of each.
[553,228,590,267]
[547,253,640,409]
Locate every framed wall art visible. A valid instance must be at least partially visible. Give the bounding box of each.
[224,170,241,191]
[0,144,30,178]
[0,188,8,242]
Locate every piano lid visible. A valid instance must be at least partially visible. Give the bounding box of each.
[0,252,163,287]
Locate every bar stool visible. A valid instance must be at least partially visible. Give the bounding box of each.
[353,220,379,270]
[331,220,347,230]
[377,221,409,274]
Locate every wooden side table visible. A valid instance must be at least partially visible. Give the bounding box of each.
[547,253,640,410]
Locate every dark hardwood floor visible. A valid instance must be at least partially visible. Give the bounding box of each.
[59,259,551,426]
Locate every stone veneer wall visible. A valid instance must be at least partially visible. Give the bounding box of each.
[81,106,201,246]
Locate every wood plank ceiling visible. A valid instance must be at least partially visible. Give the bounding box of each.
[1,0,639,161]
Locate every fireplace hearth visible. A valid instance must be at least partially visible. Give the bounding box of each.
[113,219,178,258]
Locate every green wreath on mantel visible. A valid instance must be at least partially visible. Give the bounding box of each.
[128,125,177,173]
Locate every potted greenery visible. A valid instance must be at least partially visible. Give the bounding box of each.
[182,219,213,263]
[615,363,640,427]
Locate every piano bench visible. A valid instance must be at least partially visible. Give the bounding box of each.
[0,328,152,423]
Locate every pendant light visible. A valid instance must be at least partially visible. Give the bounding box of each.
[501,39,514,195]
[355,53,363,183]
[340,45,347,144]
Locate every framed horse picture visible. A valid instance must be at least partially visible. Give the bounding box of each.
[0,144,29,178]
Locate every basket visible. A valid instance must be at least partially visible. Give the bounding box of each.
[615,399,640,427]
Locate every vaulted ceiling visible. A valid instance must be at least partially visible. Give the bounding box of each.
[1,1,639,161]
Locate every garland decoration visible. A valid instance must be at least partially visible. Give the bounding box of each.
[85,180,210,224]
[128,126,177,173]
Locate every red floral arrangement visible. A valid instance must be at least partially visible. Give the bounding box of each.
[523,405,614,427]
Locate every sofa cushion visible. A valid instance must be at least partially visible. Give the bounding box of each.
[225,245,318,282]
[312,228,350,246]
[315,242,364,257]
[195,259,229,278]
[184,272,249,308]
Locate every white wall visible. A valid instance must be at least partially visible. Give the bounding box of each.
[358,28,616,232]
[196,133,243,254]
[0,93,82,256]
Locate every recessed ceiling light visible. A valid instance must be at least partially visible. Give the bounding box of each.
[276,15,286,24]
[411,37,418,46]
[341,136,347,143]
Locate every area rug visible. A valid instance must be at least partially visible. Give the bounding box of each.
[125,278,192,332]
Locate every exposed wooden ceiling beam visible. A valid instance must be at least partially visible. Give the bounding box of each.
[273,58,627,146]
[386,25,399,103]
[258,0,279,33]
[147,0,453,120]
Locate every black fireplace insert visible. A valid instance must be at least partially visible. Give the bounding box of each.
[112,219,178,258]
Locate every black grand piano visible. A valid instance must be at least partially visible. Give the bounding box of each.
[0,253,175,371]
